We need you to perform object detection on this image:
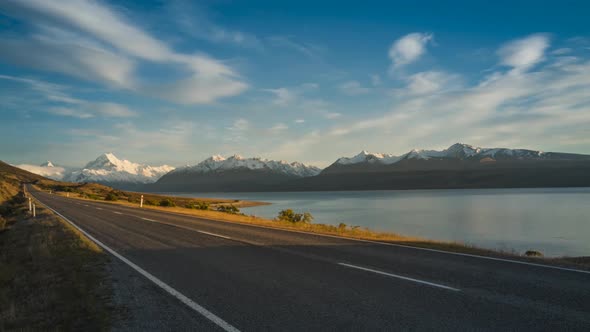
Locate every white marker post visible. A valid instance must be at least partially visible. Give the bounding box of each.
[32,203,36,218]
[140,195,144,208]
[28,197,32,212]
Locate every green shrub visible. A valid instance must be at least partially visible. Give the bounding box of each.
[185,201,210,210]
[105,192,118,201]
[85,193,101,200]
[159,198,176,207]
[145,199,158,206]
[276,209,313,223]
[216,205,240,214]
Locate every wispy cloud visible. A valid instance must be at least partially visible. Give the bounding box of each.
[269,35,590,162]
[0,0,247,104]
[267,36,323,59]
[338,80,370,95]
[497,34,549,71]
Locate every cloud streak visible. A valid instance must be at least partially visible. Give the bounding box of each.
[0,0,248,104]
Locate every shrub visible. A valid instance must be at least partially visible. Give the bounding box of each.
[0,215,6,231]
[159,198,176,207]
[216,205,240,214]
[145,199,158,206]
[276,209,313,223]
[85,193,101,200]
[524,250,543,257]
[338,223,347,232]
[186,201,210,210]
[105,192,118,201]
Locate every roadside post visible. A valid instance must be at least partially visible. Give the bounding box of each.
[28,197,32,212]
[140,195,144,208]
[32,203,36,218]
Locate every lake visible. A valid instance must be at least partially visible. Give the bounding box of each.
[166,188,590,257]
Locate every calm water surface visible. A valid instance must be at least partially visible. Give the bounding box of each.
[167,188,590,257]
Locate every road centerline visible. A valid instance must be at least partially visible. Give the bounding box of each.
[338,263,460,292]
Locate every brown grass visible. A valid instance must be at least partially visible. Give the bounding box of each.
[0,175,112,330]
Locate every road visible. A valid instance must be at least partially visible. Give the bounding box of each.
[29,187,590,331]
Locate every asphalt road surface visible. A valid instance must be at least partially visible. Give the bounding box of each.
[28,187,590,331]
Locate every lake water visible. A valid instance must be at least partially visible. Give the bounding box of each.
[166,188,590,257]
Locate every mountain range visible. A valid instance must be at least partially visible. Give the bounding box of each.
[12,143,590,191]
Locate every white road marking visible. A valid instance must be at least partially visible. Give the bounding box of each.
[227,221,590,275]
[113,211,123,215]
[137,216,232,240]
[197,230,232,240]
[84,204,89,207]
[338,263,460,292]
[31,194,240,332]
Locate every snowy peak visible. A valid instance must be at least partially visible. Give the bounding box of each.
[336,150,402,165]
[65,153,175,184]
[332,143,571,168]
[176,155,321,177]
[40,161,55,167]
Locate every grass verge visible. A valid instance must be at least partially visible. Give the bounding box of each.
[0,189,112,330]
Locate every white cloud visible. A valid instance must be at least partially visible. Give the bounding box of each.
[269,55,590,163]
[0,0,247,104]
[263,83,318,107]
[264,88,297,106]
[228,118,250,131]
[398,71,460,96]
[339,81,370,95]
[498,34,549,71]
[389,32,433,68]
[46,103,136,119]
[295,119,305,124]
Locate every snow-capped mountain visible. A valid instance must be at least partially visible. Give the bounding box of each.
[14,161,66,180]
[63,153,174,185]
[321,143,590,176]
[335,151,403,165]
[151,155,321,192]
[332,143,576,167]
[171,155,321,177]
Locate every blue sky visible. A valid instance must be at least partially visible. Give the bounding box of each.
[1,0,590,167]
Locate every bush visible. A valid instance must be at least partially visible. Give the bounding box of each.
[0,215,6,230]
[276,209,313,223]
[216,205,240,214]
[186,201,210,210]
[525,250,543,257]
[159,198,176,207]
[84,193,101,200]
[105,192,118,201]
[145,199,158,206]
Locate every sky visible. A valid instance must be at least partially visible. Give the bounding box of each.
[1,0,589,168]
